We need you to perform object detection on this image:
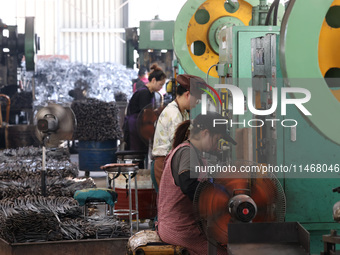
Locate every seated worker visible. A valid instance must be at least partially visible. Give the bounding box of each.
[123,64,166,152]
[157,111,236,255]
[152,74,206,189]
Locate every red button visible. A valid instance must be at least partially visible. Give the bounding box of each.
[243,208,249,215]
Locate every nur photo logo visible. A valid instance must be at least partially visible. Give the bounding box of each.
[200,84,312,128]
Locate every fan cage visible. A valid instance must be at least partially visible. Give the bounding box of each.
[193,159,286,248]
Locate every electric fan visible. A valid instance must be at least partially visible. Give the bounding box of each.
[193,160,286,250]
[137,95,166,146]
[34,103,76,195]
[34,104,76,148]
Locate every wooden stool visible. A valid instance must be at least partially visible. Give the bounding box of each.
[126,230,189,255]
[101,163,139,235]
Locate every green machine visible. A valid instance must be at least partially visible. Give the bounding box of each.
[174,0,340,254]
[219,1,340,253]
[280,1,340,253]
[218,25,280,116]
[251,33,340,254]
[173,0,284,81]
[125,16,174,78]
[0,17,39,97]
[173,0,284,119]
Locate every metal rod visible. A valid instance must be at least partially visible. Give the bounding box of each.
[128,172,133,235]
[31,77,36,101]
[135,173,139,232]
[108,173,114,216]
[41,145,47,196]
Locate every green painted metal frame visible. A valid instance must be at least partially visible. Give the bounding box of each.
[280,0,340,145]
[268,34,340,255]
[219,26,280,149]
[24,17,36,72]
[278,2,340,247]
[228,27,340,253]
[231,26,280,79]
[173,0,260,80]
[173,0,207,79]
[139,20,174,50]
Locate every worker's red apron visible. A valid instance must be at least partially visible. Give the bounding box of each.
[157,142,227,255]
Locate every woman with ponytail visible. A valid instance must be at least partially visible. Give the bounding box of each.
[157,111,236,255]
[152,74,206,189]
[123,64,166,152]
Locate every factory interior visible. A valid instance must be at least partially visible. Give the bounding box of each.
[0,0,340,254]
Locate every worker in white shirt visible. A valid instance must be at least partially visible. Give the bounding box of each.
[151,74,206,190]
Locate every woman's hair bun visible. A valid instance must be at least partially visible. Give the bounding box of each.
[150,63,163,72]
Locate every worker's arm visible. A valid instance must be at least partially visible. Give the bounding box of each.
[171,147,200,201]
[178,170,199,201]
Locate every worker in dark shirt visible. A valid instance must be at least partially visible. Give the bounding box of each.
[157,111,236,255]
[123,64,166,152]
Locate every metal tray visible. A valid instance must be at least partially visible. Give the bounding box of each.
[0,237,128,255]
[227,222,310,255]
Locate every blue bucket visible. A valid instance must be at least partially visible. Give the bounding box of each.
[78,140,117,171]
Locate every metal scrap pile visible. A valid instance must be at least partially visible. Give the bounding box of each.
[23,58,135,105]
[114,91,128,102]
[0,196,81,243]
[9,91,33,110]
[0,146,130,243]
[0,146,96,198]
[0,146,79,179]
[71,98,122,141]
[0,158,78,179]
[0,146,71,160]
[0,176,96,199]
[83,217,130,239]
[0,196,130,243]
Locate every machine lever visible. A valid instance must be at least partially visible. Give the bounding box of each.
[290,126,296,142]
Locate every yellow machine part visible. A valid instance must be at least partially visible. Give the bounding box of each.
[319,0,340,101]
[166,80,174,93]
[186,0,253,78]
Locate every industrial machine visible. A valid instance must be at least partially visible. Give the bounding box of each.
[171,0,340,254]
[0,17,40,149]
[320,187,340,255]
[246,0,340,252]
[125,16,174,78]
[173,0,284,80]
[34,103,76,196]
[173,0,284,121]
[0,17,39,96]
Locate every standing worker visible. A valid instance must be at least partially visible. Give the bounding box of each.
[133,66,149,93]
[123,64,166,152]
[152,74,205,189]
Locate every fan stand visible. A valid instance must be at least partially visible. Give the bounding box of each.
[34,104,76,197]
[41,135,50,196]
